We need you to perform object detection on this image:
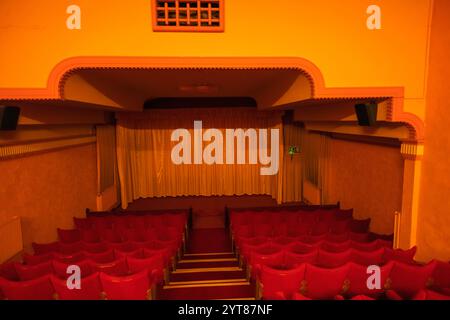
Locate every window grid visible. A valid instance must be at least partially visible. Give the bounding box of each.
[152,0,224,32]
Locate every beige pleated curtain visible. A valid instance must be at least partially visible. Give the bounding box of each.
[96,125,117,194]
[115,108,291,208]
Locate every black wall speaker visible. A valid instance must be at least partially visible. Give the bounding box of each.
[0,106,21,130]
[354,103,378,126]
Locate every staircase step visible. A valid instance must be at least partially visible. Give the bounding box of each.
[158,282,255,300]
[170,269,246,282]
[169,278,247,286]
[176,259,238,269]
[182,253,235,260]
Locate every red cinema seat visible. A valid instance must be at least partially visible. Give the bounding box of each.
[90,217,114,231]
[105,241,137,253]
[284,212,300,225]
[57,228,81,243]
[413,289,450,300]
[22,253,54,265]
[272,224,289,237]
[81,241,108,253]
[84,249,115,263]
[350,248,385,266]
[325,233,350,243]
[253,224,273,237]
[344,262,393,299]
[383,246,417,264]
[329,220,350,234]
[114,248,145,260]
[320,240,351,253]
[285,251,318,266]
[350,240,379,252]
[100,270,152,300]
[52,260,94,279]
[260,264,306,300]
[0,262,20,281]
[271,236,297,246]
[0,275,55,300]
[299,263,351,300]
[288,242,319,254]
[385,260,437,300]
[317,209,337,223]
[111,216,132,230]
[118,228,148,242]
[150,239,178,258]
[80,229,101,243]
[99,229,123,243]
[289,222,312,237]
[316,250,352,268]
[349,218,371,233]
[299,234,327,244]
[350,294,375,300]
[32,241,60,255]
[241,244,281,266]
[127,254,165,284]
[59,242,83,255]
[90,258,128,276]
[430,260,450,293]
[143,248,171,268]
[73,217,92,230]
[335,209,353,221]
[299,212,318,225]
[51,273,103,300]
[311,221,331,236]
[249,251,285,280]
[14,261,54,281]
[376,239,393,249]
[236,236,269,253]
[53,252,86,264]
[349,232,370,242]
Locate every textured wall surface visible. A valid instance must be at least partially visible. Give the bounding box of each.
[327,138,403,235]
[416,0,450,262]
[0,144,97,253]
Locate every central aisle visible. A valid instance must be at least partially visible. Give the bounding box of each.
[157,228,256,300]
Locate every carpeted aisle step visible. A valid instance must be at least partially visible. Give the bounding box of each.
[177,258,238,269]
[158,281,255,300]
[170,267,246,282]
[182,252,235,260]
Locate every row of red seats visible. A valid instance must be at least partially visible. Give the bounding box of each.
[57,225,183,244]
[230,208,355,226]
[232,219,372,239]
[31,239,180,258]
[258,260,450,300]
[245,246,418,279]
[0,270,156,300]
[73,213,187,231]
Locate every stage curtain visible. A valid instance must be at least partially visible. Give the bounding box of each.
[116,108,283,208]
[96,125,116,194]
[302,131,331,204]
[282,123,303,202]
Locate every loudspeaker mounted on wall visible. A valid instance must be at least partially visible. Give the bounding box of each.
[0,106,21,130]
[354,102,378,127]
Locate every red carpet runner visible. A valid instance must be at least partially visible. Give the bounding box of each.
[157,228,255,300]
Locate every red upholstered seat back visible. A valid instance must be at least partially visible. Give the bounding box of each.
[383,246,417,264]
[0,275,55,300]
[52,259,93,279]
[285,251,318,266]
[32,241,60,255]
[350,248,385,266]
[22,253,54,266]
[320,240,351,253]
[316,250,352,268]
[303,263,351,299]
[51,273,103,300]
[80,229,101,243]
[386,260,437,298]
[57,228,81,243]
[260,264,306,300]
[15,261,54,281]
[90,257,128,276]
[431,260,450,291]
[346,262,393,298]
[84,249,115,263]
[100,270,151,300]
[127,254,165,283]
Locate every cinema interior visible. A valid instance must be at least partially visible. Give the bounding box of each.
[0,0,449,302]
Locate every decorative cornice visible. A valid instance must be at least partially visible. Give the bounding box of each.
[400,142,424,160]
[0,56,425,141]
[0,135,96,159]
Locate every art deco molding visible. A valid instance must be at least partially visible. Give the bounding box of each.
[0,135,96,160]
[400,142,425,160]
[0,56,425,141]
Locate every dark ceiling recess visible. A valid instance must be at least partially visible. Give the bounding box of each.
[144,97,257,109]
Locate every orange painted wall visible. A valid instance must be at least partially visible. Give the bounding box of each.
[416,0,450,262]
[0,144,97,253]
[327,138,403,235]
[0,0,432,118]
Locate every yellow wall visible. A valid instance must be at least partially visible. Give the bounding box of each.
[0,0,432,118]
[416,0,450,262]
[0,144,97,253]
[327,138,404,235]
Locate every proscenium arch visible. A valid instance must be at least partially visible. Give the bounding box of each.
[0,56,424,141]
